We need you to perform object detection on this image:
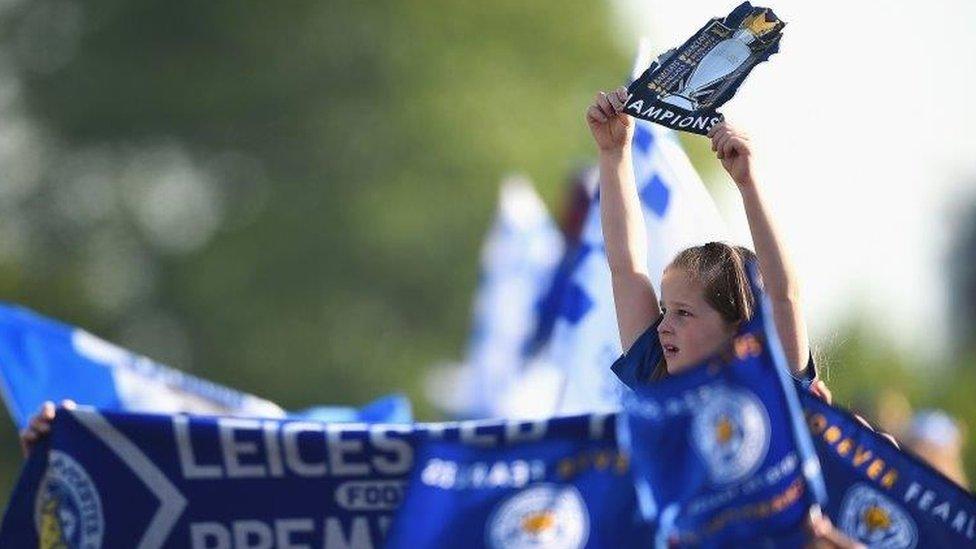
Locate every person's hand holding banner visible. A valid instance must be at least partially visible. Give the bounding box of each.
[586,86,633,153]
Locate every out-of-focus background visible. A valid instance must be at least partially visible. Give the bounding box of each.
[0,0,973,506]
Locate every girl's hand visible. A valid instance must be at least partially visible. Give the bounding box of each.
[805,507,865,549]
[586,87,633,153]
[708,122,755,188]
[19,399,75,458]
[810,379,833,404]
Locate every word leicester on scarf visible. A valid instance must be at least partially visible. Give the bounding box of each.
[0,408,619,548]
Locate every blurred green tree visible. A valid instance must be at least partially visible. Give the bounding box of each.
[0,0,626,504]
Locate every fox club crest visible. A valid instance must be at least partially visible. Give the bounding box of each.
[486,483,589,549]
[33,450,104,549]
[839,484,918,549]
[691,385,771,485]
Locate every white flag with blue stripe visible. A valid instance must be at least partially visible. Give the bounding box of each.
[425,176,564,418]
[553,115,728,415]
[0,304,414,427]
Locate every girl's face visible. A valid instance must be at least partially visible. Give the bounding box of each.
[658,267,737,374]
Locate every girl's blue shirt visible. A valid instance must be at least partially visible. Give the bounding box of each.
[610,315,817,390]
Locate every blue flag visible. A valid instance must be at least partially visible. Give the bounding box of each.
[620,269,826,545]
[0,303,411,427]
[801,390,976,547]
[385,413,653,547]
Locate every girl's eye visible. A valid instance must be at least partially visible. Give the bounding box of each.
[677,309,691,317]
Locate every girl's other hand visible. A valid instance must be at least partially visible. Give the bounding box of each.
[810,379,833,405]
[708,121,756,188]
[586,86,634,153]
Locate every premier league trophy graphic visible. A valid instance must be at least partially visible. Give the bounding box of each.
[626,2,785,135]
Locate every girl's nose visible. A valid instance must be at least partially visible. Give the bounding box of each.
[658,313,673,335]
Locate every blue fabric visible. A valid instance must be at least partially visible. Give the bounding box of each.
[801,390,976,547]
[524,243,587,356]
[610,315,665,388]
[618,267,827,546]
[1,408,420,547]
[0,303,411,427]
[639,173,671,218]
[0,304,120,427]
[386,413,654,548]
[3,403,971,546]
[0,408,627,547]
[289,394,413,424]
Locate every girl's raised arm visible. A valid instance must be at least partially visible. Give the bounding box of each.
[708,122,810,376]
[586,87,660,350]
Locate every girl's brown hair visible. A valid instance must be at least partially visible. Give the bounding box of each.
[649,242,758,381]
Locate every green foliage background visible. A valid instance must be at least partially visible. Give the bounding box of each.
[0,0,971,512]
[0,0,629,506]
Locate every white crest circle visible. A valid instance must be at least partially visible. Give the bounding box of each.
[691,385,771,484]
[487,483,589,549]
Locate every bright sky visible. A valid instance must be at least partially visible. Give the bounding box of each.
[611,0,976,358]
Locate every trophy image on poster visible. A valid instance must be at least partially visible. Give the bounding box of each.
[626,2,785,135]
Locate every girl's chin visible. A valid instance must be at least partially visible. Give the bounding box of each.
[665,355,702,375]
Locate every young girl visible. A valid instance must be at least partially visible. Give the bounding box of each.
[587,87,862,547]
[586,86,828,397]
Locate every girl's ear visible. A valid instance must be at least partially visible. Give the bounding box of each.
[726,320,740,338]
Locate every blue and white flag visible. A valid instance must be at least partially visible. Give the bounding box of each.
[801,391,976,548]
[620,269,826,546]
[0,303,411,428]
[386,413,653,547]
[552,121,727,415]
[551,42,727,415]
[0,304,285,427]
[426,177,564,419]
[1,408,635,548]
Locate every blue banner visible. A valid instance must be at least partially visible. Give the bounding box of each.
[0,407,637,548]
[0,303,411,427]
[4,401,973,546]
[801,390,976,547]
[386,413,652,547]
[619,269,826,546]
